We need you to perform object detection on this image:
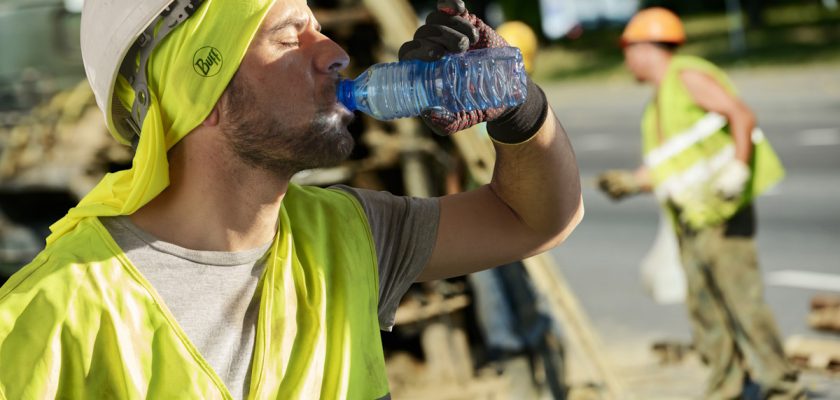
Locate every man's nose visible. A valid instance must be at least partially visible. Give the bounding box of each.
[313,33,349,74]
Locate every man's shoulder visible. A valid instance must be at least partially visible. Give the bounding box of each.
[672,54,713,66]
[288,183,359,205]
[41,216,120,264]
[286,183,368,220]
[0,217,122,304]
[672,55,727,77]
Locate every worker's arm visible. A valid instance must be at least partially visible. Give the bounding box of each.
[400,0,582,281]
[418,107,583,281]
[680,70,756,164]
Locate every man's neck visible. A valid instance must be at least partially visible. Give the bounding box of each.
[129,131,290,252]
[650,52,673,88]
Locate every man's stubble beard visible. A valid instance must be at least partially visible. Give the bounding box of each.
[221,73,355,178]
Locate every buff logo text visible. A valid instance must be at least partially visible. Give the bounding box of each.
[193,47,223,77]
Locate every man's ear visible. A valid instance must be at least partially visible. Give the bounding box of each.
[203,102,221,127]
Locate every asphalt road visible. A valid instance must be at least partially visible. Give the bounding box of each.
[541,63,840,398]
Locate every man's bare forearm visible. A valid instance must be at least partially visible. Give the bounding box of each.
[488,107,583,249]
[728,106,756,164]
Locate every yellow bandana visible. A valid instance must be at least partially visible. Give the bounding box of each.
[47,0,276,244]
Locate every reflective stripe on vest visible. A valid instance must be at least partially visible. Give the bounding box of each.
[647,112,768,201]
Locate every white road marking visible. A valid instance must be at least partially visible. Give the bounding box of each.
[761,185,783,196]
[576,133,616,151]
[796,128,840,146]
[766,270,840,292]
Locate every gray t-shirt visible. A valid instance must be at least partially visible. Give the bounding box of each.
[100,186,438,399]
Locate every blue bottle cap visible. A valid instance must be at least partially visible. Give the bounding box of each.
[337,79,356,112]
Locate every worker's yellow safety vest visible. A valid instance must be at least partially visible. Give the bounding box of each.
[641,55,785,229]
[0,184,390,400]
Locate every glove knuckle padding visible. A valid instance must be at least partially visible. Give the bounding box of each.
[425,12,478,44]
[437,0,466,15]
[415,25,469,53]
[398,38,445,61]
[421,108,456,136]
[413,24,442,40]
[398,41,421,60]
[467,15,508,49]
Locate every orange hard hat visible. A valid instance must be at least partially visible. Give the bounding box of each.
[620,7,685,47]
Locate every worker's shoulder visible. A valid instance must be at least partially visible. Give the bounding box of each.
[0,218,126,367]
[286,183,366,214]
[284,184,375,240]
[0,217,119,302]
[288,182,356,201]
[672,54,726,76]
[40,216,119,265]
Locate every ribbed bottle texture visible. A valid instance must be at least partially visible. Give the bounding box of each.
[338,47,528,120]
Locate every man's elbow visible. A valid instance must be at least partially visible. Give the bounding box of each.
[728,103,756,131]
[543,196,584,249]
[740,106,757,129]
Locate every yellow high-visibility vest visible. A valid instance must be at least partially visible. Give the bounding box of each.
[641,55,785,229]
[0,184,390,400]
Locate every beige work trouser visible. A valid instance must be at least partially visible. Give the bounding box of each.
[677,224,804,400]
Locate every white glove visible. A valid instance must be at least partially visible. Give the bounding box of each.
[713,160,750,200]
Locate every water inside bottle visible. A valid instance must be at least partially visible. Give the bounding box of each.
[339,47,527,120]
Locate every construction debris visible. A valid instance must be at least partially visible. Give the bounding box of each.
[651,340,694,365]
[786,335,840,373]
[808,295,840,333]
[0,81,132,197]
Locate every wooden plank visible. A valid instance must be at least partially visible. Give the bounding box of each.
[395,295,470,325]
[523,253,626,399]
[786,335,840,371]
[360,0,419,58]
[393,375,510,400]
[448,126,626,398]
[420,319,473,384]
[313,6,373,29]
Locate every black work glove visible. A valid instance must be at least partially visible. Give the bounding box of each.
[398,0,547,142]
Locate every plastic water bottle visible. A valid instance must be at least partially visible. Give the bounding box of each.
[337,47,528,121]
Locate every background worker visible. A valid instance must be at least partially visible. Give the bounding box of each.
[597,7,801,399]
[0,0,582,398]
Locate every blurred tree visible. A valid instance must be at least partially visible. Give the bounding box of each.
[497,0,544,38]
[407,0,499,25]
[641,0,767,29]
[408,0,544,39]
[745,0,766,27]
[640,0,725,13]
[640,0,770,20]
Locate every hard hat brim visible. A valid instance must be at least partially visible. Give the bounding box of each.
[81,1,173,145]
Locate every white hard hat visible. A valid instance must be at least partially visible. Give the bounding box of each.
[81,0,201,145]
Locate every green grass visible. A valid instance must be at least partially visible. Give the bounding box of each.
[532,3,840,82]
